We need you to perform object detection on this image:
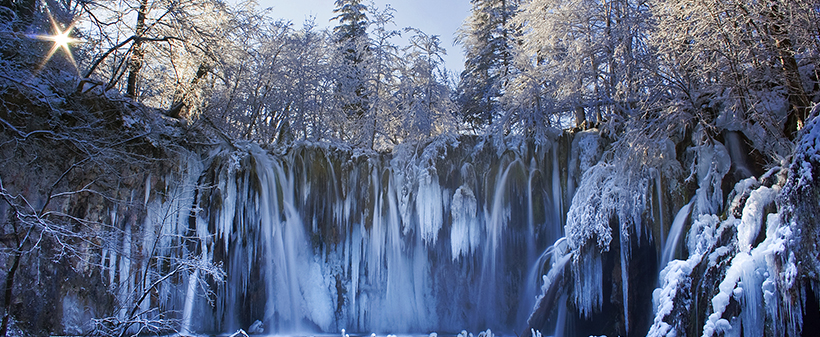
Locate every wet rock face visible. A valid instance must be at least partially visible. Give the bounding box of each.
[0,85,206,335]
[0,144,140,335]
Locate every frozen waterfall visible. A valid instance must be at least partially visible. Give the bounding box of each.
[98,127,820,337]
[187,136,570,334]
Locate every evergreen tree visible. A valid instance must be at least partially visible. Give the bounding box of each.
[456,0,520,130]
[332,0,371,125]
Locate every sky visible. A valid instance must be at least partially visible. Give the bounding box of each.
[260,0,472,76]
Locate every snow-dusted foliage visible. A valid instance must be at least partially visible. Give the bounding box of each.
[513,0,655,129]
[565,162,629,253]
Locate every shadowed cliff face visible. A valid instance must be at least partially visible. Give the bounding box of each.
[0,83,211,336]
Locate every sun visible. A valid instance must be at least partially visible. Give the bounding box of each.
[34,12,81,69]
[52,29,73,52]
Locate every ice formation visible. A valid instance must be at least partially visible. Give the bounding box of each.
[118,137,569,334]
[89,115,820,336]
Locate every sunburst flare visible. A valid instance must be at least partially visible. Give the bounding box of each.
[34,12,81,69]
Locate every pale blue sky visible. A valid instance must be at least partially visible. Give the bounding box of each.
[261,0,472,75]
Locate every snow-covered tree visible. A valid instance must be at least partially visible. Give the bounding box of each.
[456,0,521,130]
[492,50,560,142]
[514,0,654,130]
[332,0,372,145]
[365,4,402,149]
[283,20,336,142]
[200,8,339,146]
[396,29,457,142]
[77,0,231,112]
[650,0,820,158]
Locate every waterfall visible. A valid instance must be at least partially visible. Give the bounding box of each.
[659,200,693,270]
[190,139,565,334]
[95,127,813,337]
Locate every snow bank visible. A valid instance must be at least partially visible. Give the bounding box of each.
[737,186,778,252]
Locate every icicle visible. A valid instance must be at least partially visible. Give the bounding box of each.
[573,250,603,318]
[117,221,132,321]
[219,163,237,255]
[349,225,362,329]
[417,166,444,244]
[739,257,764,337]
[451,185,477,260]
[180,268,200,335]
[655,171,664,243]
[620,226,630,335]
[551,147,562,229]
[143,173,151,207]
[527,158,537,255]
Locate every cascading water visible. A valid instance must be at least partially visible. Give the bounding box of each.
[180,137,570,334]
[659,200,693,270]
[87,122,820,337]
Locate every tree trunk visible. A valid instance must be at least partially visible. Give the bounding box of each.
[769,3,811,139]
[168,63,210,118]
[0,218,22,337]
[779,36,810,140]
[0,252,20,337]
[575,106,586,129]
[125,0,149,100]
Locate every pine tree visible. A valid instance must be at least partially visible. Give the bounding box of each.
[456,0,520,130]
[332,0,371,124]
